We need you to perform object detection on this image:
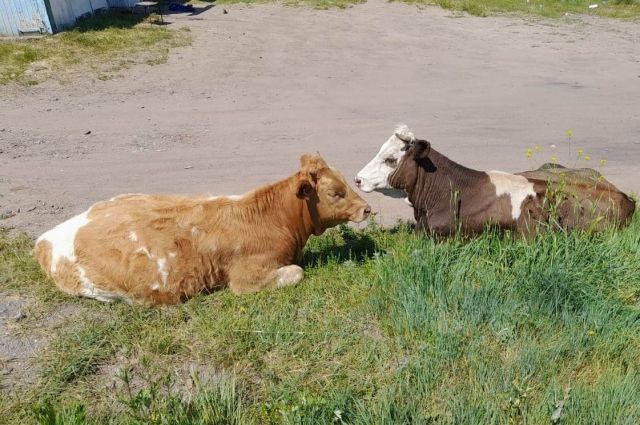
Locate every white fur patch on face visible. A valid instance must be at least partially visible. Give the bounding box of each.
[276,265,304,288]
[487,171,536,220]
[129,231,138,242]
[36,210,91,273]
[356,124,415,194]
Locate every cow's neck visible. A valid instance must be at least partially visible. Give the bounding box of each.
[409,148,485,213]
[230,173,318,253]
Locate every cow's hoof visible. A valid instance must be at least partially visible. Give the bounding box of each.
[276,265,304,288]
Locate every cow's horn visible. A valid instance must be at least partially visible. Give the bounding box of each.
[395,132,413,143]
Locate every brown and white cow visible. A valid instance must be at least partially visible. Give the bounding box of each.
[355,126,635,236]
[33,154,371,305]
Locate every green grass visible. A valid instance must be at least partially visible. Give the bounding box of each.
[1,213,639,424]
[401,0,640,18]
[0,12,190,85]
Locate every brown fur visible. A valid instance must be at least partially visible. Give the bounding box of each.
[389,140,635,236]
[32,154,370,305]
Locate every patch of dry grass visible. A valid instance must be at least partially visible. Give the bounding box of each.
[0,12,191,85]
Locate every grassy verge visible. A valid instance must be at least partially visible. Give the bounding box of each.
[0,12,191,85]
[1,213,639,424]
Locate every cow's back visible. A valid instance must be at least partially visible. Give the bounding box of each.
[518,163,635,230]
[33,194,228,304]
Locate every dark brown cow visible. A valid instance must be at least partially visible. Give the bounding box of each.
[388,139,635,236]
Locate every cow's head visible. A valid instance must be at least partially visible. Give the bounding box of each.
[354,124,415,196]
[297,154,371,235]
[388,139,432,193]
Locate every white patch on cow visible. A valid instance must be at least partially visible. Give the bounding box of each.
[157,257,169,286]
[36,210,91,273]
[109,193,143,202]
[487,171,536,220]
[135,247,151,257]
[276,265,304,288]
[191,227,201,237]
[150,282,161,291]
[356,124,415,194]
[168,251,177,258]
[208,194,243,201]
[77,266,130,303]
[129,231,138,242]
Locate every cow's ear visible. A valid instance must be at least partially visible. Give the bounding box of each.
[413,140,431,160]
[300,154,327,177]
[297,177,315,199]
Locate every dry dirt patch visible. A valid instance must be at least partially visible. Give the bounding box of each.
[1,2,639,237]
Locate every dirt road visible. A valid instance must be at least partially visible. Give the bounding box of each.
[2,1,639,236]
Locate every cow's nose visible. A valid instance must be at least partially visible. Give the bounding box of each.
[354,177,362,187]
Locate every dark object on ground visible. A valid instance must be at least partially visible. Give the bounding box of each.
[169,3,196,12]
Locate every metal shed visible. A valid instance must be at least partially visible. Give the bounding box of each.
[0,0,110,36]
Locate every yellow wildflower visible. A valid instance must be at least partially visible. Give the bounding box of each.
[577,148,584,156]
[526,148,533,159]
[584,155,591,161]
[551,156,557,163]
[565,129,573,138]
[600,159,608,166]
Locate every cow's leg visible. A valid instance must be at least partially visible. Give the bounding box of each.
[227,258,304,294]
[274,265,304,289]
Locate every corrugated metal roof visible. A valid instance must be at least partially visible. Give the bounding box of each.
[0,0,53,36]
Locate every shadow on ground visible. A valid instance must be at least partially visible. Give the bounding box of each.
[303,225,379,266]
[165,0,216,16]
[72,11,147,31]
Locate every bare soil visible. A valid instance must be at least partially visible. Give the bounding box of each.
[1,2,639,236]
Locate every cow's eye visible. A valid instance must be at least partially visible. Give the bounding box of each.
[328,190,345,200]
[384,158,397,167]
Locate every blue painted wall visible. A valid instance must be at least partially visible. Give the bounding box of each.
[0,0,53,36]
[49,0,109,32]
